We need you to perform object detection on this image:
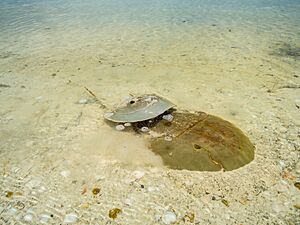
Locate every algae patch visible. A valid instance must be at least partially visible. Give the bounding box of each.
[272,43,300,59]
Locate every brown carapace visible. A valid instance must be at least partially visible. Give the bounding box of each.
[149,111,254,171]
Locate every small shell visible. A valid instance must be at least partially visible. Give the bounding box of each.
[162,211,177,225]
[140,127,149,132]
[162,114,173,122]
[124,122,131,127]
[116,124,125,131]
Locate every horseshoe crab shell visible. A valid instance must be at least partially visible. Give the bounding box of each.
[149,111,255,171]
[104,94,175,123]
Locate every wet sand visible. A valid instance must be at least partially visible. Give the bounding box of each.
[0,0,300,224]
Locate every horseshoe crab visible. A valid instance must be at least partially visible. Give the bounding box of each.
[104,94,175,123]
[149,111,255,171]
[103,94,254,171]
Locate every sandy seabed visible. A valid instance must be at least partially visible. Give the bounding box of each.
[0,0,300,224]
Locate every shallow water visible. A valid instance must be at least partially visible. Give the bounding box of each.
[0,0,299,224]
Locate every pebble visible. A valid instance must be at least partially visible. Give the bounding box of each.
[162,114,173,122]
[63,213,78,224]
[24,214,33,221]
[124,122,131,127]
[38,186,47,193]
[116,124,125,131]
[162,211,177,225]
[140,127,149,132]
[40,214,50,224]
[60,170,71,178]
[78,98,88,104]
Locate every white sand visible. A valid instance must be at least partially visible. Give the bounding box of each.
[0,0,299,224]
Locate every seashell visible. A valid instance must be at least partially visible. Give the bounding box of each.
[116,124,125,131]
[140,127,149,132]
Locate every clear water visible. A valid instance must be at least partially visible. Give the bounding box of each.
[1,0,299,60]
[0,0,299,224]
